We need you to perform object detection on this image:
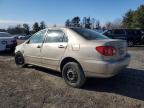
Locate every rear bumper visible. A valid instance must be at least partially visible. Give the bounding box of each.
[80,54,131,78]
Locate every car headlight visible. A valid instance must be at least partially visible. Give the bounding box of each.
[1,41,7,44]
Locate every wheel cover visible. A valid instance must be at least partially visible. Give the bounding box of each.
[66,67,78,83]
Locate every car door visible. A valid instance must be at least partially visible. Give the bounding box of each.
[41,29,68,70]
[24,29,47,65]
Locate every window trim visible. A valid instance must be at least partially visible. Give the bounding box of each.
[27,29,48,44]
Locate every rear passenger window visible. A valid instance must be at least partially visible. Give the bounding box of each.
[45,30,68,43]
[113,30,125,35]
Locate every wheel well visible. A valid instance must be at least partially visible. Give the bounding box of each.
[60,57,82,72]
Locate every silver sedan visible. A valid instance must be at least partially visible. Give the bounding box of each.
[15,28,130,88]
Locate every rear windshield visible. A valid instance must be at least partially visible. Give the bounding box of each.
[0,33,11,37]
[71,28,109,40]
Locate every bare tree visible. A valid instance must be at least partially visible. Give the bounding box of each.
[95,20,101,30]
[82,17,91,29]
[104,19,122,29]
[91,18,95,29]
[112,19,123,29]
[105,22,113,29]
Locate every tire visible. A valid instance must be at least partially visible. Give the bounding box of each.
[62,62,86,88]
[15,52,26,68]
[127,41,134,47]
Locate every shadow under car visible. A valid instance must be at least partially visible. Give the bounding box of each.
[83,68,144,101]
[22,65,144,101]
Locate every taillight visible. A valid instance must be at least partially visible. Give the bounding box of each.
[96,46,116,56]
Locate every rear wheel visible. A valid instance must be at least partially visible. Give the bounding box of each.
[15,52,26,68]
[62,62,86,88]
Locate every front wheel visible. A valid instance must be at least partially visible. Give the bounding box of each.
[62,62,86,88]
[15,52,26,68]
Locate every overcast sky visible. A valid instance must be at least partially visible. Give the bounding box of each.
[0,0,144,29]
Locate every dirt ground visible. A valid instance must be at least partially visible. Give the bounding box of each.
[0,48,144,108]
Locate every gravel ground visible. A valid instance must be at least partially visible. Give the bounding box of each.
[0,49,144,108]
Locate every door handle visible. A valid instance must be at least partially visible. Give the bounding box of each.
[37,45,41,48]
[58,45,65,48]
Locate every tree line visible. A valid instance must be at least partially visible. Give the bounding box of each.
[0,21,46,35]
[65,17,102,29]
[65,4,144,30]
[65,16,123,30]
[122,5,144,28]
